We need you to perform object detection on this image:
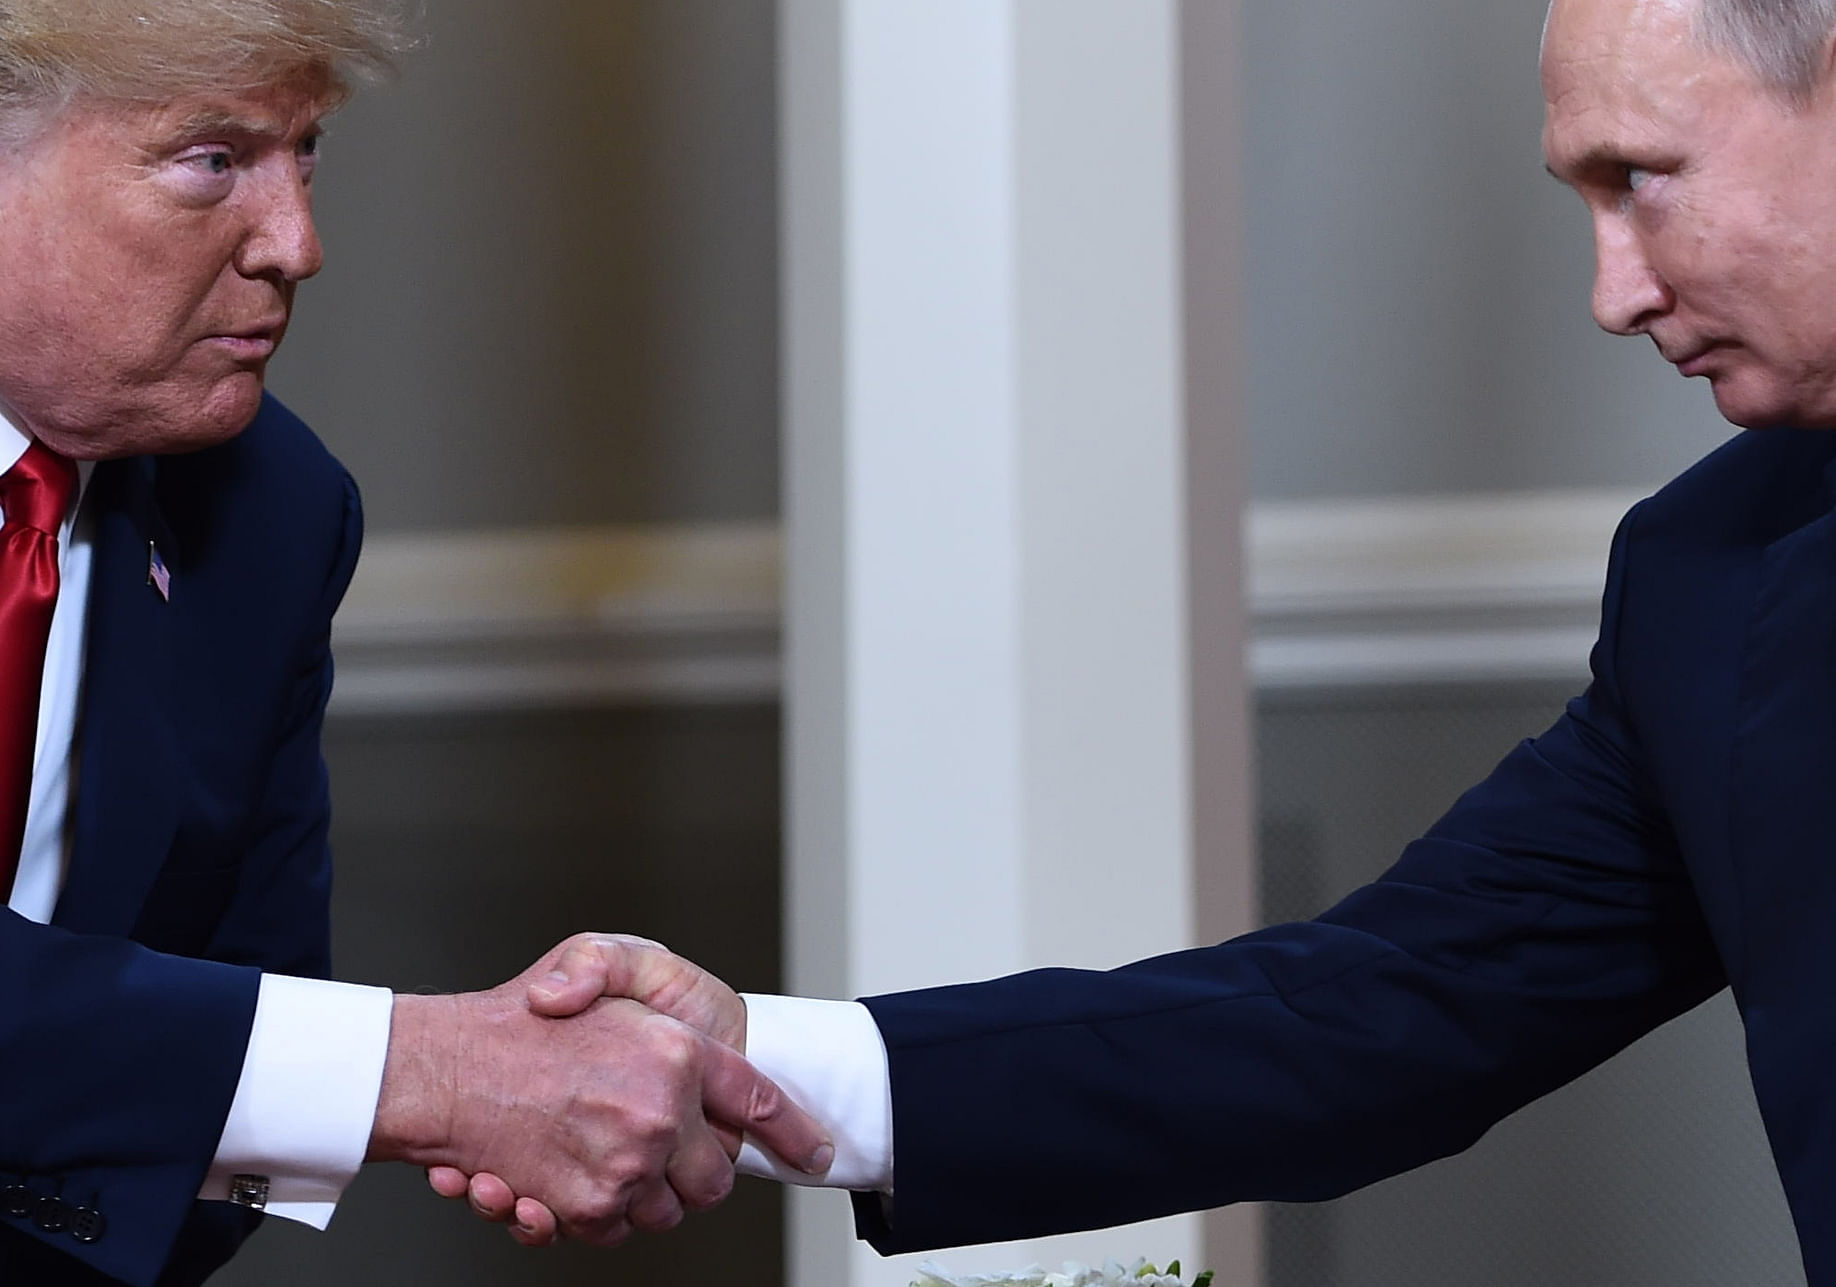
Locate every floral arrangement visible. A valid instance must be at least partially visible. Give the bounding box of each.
[911,1259,1213,1286]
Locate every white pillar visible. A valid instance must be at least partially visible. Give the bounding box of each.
[781,3,1256,1284]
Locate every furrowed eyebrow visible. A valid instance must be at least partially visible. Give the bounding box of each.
[1548,142,1672,187]
[162,105,327,147]
[1545,152,1623,187]
[169,110,288,141]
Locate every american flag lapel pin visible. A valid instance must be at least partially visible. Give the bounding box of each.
[147,541,171,602]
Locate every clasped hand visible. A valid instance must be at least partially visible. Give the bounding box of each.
[366,934,830,1247]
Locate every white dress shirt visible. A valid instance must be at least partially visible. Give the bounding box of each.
[0,410,392,1229]
[735,993,895,1192]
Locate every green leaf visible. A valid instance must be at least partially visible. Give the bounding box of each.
[1193,1273,1215,1287]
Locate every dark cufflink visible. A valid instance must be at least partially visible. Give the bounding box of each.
[32,1195,68,1234]
[227,1175,270,1212]
[67,1205,106,1244]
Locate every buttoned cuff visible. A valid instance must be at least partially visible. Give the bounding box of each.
[735,994,894,1192]
[200,975,394,1228]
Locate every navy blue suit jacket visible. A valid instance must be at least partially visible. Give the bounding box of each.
[856,426,1836,1282]
[0,396,360,1286]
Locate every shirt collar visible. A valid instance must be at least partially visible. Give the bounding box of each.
[0,403,31,476]
[0,404,96,521]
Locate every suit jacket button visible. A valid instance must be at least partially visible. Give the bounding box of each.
[67,1206,105,1244]
[33,1196,68,1234]
[0,1185,31,1219]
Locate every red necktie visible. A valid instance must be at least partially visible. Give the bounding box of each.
[0,441,76,898]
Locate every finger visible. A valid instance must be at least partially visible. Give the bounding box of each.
[526,933,674,1015]
[699,1038,834,1176]
[509,1196,560,1247]
[527,938,615,1017]
[589,936,743,1040]
[625,1177,687,1235]
[426,1166,469,1200]
[562,1212,633,1250]
[580,935,676,1004]
[468,1171,518,1222]
[666,1121,738,1213]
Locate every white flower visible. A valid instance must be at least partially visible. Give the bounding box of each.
[911,1257,1210,1287]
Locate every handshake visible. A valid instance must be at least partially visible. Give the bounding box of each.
[363,934,831,1247]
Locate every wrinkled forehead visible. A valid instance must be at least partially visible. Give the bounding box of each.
[1539,0,1733,171]
[1542,0,1700,94]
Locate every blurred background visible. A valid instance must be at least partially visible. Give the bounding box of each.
[218,0,1795,1284]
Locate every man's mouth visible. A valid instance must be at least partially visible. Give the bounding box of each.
[207,318,287,361]
[1665,341,1728,378]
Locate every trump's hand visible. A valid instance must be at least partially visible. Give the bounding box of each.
[376,937,829,1247]
[426,933,759,1245]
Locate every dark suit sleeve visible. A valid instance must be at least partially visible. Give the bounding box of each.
[854,500,1725,1254]
[0,465,365,1287]
[0,913,262,1285]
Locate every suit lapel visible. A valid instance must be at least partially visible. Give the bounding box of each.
[53,457,183,935]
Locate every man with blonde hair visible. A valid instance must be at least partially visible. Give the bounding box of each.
[450,0,1836,1280]
[0,3,828,1283]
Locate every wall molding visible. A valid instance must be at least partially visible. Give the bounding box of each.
[330,522,781,715]
[330,489,1643,713]
[1247,489,1639,690]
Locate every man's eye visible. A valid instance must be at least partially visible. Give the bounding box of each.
[180,148,234,175]
[1626,166,1655,192]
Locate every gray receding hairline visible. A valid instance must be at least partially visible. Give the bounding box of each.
[1692,0,1836,99]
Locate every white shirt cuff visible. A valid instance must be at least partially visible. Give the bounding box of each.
[735,994,893,1193]
[200,974,394,1228]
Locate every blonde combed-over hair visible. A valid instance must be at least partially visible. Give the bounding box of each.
[0,0,413,129]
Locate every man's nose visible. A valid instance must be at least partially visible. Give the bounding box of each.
[1590,215,1671,335]
[236,164,324,284]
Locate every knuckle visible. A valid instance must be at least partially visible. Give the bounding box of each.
[557,1179,623,1229]
[616,1097,681,1150]
[746,1076,784,1124]
[587,1175,629,1219]
[652,1022,700,1072]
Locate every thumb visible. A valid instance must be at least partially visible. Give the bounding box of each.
[526,938,616,1016]
[699,1036,834,1177]
[527,933,675,1016]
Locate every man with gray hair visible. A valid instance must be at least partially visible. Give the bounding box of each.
[448,0,1836,1280]
[0,3,828,1283]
